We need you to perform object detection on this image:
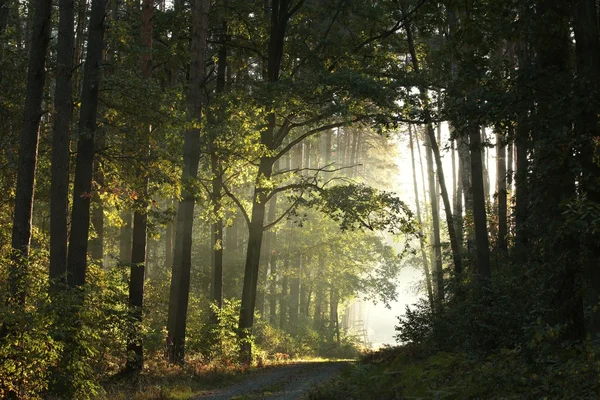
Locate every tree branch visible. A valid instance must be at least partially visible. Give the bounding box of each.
[273,120,347,161]
[221,182,251,227]
[272,163,362,177]
[263,197,301,231]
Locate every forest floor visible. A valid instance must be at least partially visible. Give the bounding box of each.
[191,360,350,400]
[102,359,351,400]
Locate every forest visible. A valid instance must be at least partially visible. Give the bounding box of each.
[1,0,600,398]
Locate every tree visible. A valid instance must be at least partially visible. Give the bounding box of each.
[166,0,210,364]
[408,125,434,308]
[495,125,507,252]
[125,0,153,373]
[8,0,52,302]
[49,0,74,284]
[66,0,108,288]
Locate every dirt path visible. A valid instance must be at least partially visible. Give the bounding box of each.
[193,361,350,400]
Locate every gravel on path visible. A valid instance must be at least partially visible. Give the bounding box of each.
[192,361,350,400]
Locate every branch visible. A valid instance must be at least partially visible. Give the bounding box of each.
[272,163,362,177]
[273,120,347,161]
[265,181,322,202]
[263,197,301,231]
[221,182,251,227]
[353,0,429,51]
[287,0,306,18]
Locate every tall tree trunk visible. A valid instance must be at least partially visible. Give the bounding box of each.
[209,19,227,323]
[409,125,434,309]
[67,0,107,288]
[237,0,291,361]
[452,127,464,245]
[89,134,105,264]
[458,135,473,250]
[166,0,209,364]
[573,0,600,339]
[425,130,444,304]
[506,138,514,193]
[534,0,582,339]
[279,252,289,329]
[469,124,492,281]
[481,127,491,203]
[120,211,133,263]
[50,0,74,285]
[404,11,462,277]
[330,289,340,345]
[495,126,507,252]
[288,254,300,325]
[125,0,153,373]
[165,199,174,268]
[8,0,52,303]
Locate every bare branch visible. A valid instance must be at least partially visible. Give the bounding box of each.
[272,163,362,177]
[263,197,301,231]
[287,0,306,18]
[222,182,251,228]
[273,121,347,161]
[265,180,324,202]
[353,0,429,51]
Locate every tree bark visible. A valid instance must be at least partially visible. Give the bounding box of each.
[89,133,105,264]
[573,0,600,339]
[452,127,464,245]
[50,0,74,285]
[495,125,507,252]
[66,0,107,288]
[469,124,492,281]
[8,0,52,302]
[125,0,153,373]
[409,125,434,309]
[166,0,210,364]
[404,11,462,277]
[209,19,227,323]
[120,211,133,264]
[165,199,174,269]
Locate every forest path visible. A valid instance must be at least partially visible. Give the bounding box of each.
[192,360,350,400]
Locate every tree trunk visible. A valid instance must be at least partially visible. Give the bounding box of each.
[481,127,491,203]
[425,130,444,303]
[404,12,462,277]
[288,254,300,325]
[50,0,74,285]
[120,211,133,264]
[8,0,52,303]
[469,124,492,281]
[125,0,153,373]
[452,127,464,245]
[89,133,104,264]
[237,0,292,362]
[238,156,274,358]
[66,0,107,288]
[330,289,340,345]
[573,0,600,339]
[165,199,174,269]
[279,256,289,329]
[495,125,507,252]
[209,22,227,322]
[409,125,434,309]
[166,0,209,364]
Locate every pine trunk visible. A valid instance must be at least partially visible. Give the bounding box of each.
[49,0,74,285]
[495,126,507,252]
[409,126,434,308]
[125,0,153,373]
[66,0,107,288]
[166,0,210,364]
